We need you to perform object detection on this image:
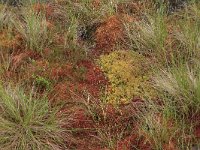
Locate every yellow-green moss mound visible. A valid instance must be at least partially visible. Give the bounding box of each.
[98,50,156,105]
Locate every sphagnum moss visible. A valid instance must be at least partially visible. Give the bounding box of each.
[98,50,157,105]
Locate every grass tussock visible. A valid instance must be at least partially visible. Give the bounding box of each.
[12,9,52,53]
[154,62,200,117]
[0,84,69,150]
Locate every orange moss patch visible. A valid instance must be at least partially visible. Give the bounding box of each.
[163,141,178,150]
[33,3,53,18]
[71,108,94,129]
[195,125,200,138]
[1,56,45,85]
[117,133,152,150]
[33,3,66,23]
[54,33,65,45]
[49,63,73,81]
[50,83,72,101]
[92,2,145,56]
[0,31,22,50]
[51,81,101,102]
[51,79,106,102]
[94,15,125,55]
[191,114,200,139]
[91,0,101,8]
[11,50,41,70]
[26,59,48,74]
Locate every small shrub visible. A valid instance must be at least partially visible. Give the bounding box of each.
[98,50,156,105]
[0,84,69,149]
[34,75,51,90]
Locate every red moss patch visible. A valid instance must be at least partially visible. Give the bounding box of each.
[195,125,200,138]
[33,3,66,24]
[117,133,152,150]
[72,108,94,129]
[49,60,107,102]
[163,141,178,150]
[11,50,41,70]
[77,60,108,86]
[50,63,73,81]
[91,0,101,8]
[33,3,53,18]
[93,15,125,55]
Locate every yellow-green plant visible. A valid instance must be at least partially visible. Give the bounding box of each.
[98,50,156,105]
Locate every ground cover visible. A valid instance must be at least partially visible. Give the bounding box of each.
[0,0,200,149]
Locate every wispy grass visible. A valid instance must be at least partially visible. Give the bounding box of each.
[0,5,6,30]
[139,59,200,149]
[149,59,200,148]
[0,4,15,31]
[66,0,119,25]
[174,3,200,61]
[139,61,200,149]
[154,62,200,117]
[139,105,179,150]
[0,84,69,149]
[1,0,200,149]
[0,49,12,75]
[135,2,200,149]
[12,8,52,54]
[124,4,168,64]
[139,99,195,150]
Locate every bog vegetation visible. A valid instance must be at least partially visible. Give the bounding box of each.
[0,0,200,149]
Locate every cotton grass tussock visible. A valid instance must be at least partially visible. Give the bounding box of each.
[154,63,200,116]
[11,8,52,54]
[124,7,168,55]
[154,69,180,96]
[0,84,71,150]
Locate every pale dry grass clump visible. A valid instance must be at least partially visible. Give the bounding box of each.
[11,8,52,53]
[124,5,168,64]
[0,84,71,150]
[154,62,200,116]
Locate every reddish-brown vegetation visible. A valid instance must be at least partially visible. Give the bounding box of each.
[1,1,200,149]
[94,15,125,55]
